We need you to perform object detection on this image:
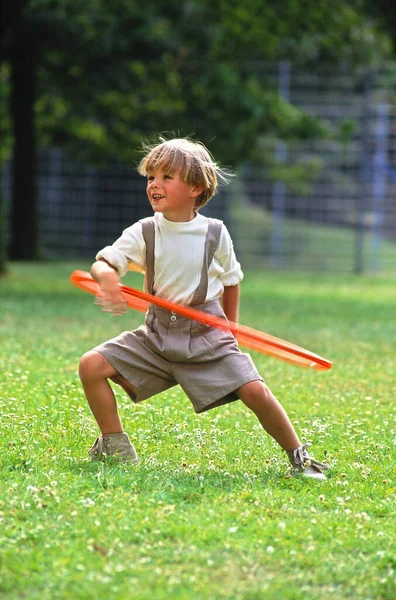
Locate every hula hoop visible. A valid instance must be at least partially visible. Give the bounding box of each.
[70,270,333,371]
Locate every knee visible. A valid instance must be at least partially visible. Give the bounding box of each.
[78,350,96,381]
[238,380,271,409]
[79,350,109,381]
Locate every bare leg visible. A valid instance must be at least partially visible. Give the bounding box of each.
[237,380,301,451]
[79,351,123,435]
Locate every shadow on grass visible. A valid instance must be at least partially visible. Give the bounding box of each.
[59,457,317,501]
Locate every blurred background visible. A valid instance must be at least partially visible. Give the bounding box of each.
[1,0,396,274]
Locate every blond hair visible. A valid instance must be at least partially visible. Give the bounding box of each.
[138,137,232,210]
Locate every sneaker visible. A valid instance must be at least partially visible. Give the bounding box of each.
[88,432,139,464]
[287,443,328,480]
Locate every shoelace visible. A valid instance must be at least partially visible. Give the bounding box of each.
[89,436,105,457]
[90,435,125,456]
[288,443,328,472]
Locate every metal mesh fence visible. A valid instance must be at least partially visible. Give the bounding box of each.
[2,62,396,273]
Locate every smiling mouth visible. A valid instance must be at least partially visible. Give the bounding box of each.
[152,194,165,201]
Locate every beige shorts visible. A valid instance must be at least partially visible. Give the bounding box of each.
[94,299,263,413]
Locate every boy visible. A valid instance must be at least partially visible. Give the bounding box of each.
[79,137,328,480]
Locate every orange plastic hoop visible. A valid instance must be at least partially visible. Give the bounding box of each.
[70,270,333,371]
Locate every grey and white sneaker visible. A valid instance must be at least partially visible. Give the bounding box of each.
[287,443,328,480]
[88,432,139,464]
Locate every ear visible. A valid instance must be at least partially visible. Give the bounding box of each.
[191,184,204,198]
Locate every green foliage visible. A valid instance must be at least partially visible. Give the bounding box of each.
[268,158,324,196]
[1,0,394,166]
[0,262,395,599]
[338,118,359,147]
[363,0,396,55]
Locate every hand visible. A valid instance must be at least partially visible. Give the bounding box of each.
[95,291,127,316]
[95,272,127,316]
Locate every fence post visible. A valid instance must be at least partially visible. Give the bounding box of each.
[270,61,290,268]
[355,69,373,274]
[370,102,389,273]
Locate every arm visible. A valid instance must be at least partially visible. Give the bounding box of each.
[91,259,127,316]
[215,224,243,323]
[90,222,146,315]
[222,284,240,323]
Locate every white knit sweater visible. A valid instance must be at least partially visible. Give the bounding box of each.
[96,212,243,305]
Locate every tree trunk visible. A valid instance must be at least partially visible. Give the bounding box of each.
[8,38,41,260]
[0,191,5,274]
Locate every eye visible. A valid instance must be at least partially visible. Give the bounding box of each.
[147,175,154,182]
[164,174,173,180]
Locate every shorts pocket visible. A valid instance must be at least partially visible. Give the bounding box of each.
[189,321,214,356]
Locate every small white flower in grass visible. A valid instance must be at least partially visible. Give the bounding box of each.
[114,564,126,573]
[266,546,275,554]
[278,522,286,530]
[228,526,238,533]
[80,497,95,507]
[27,486,39,493]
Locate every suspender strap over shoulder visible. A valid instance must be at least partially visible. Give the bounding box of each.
[190,218,223,305]
[140,217,155,294]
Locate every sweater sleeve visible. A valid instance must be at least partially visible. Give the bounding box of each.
[95,222,146,277]
[215,225,244,286]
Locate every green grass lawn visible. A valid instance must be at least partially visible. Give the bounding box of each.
[0,262,395,600]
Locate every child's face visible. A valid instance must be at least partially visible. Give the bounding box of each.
[146,168,202,222]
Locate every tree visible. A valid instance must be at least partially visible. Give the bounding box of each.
[364,1,396,53]
[0,0,167,260]
[0,0,392,262]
